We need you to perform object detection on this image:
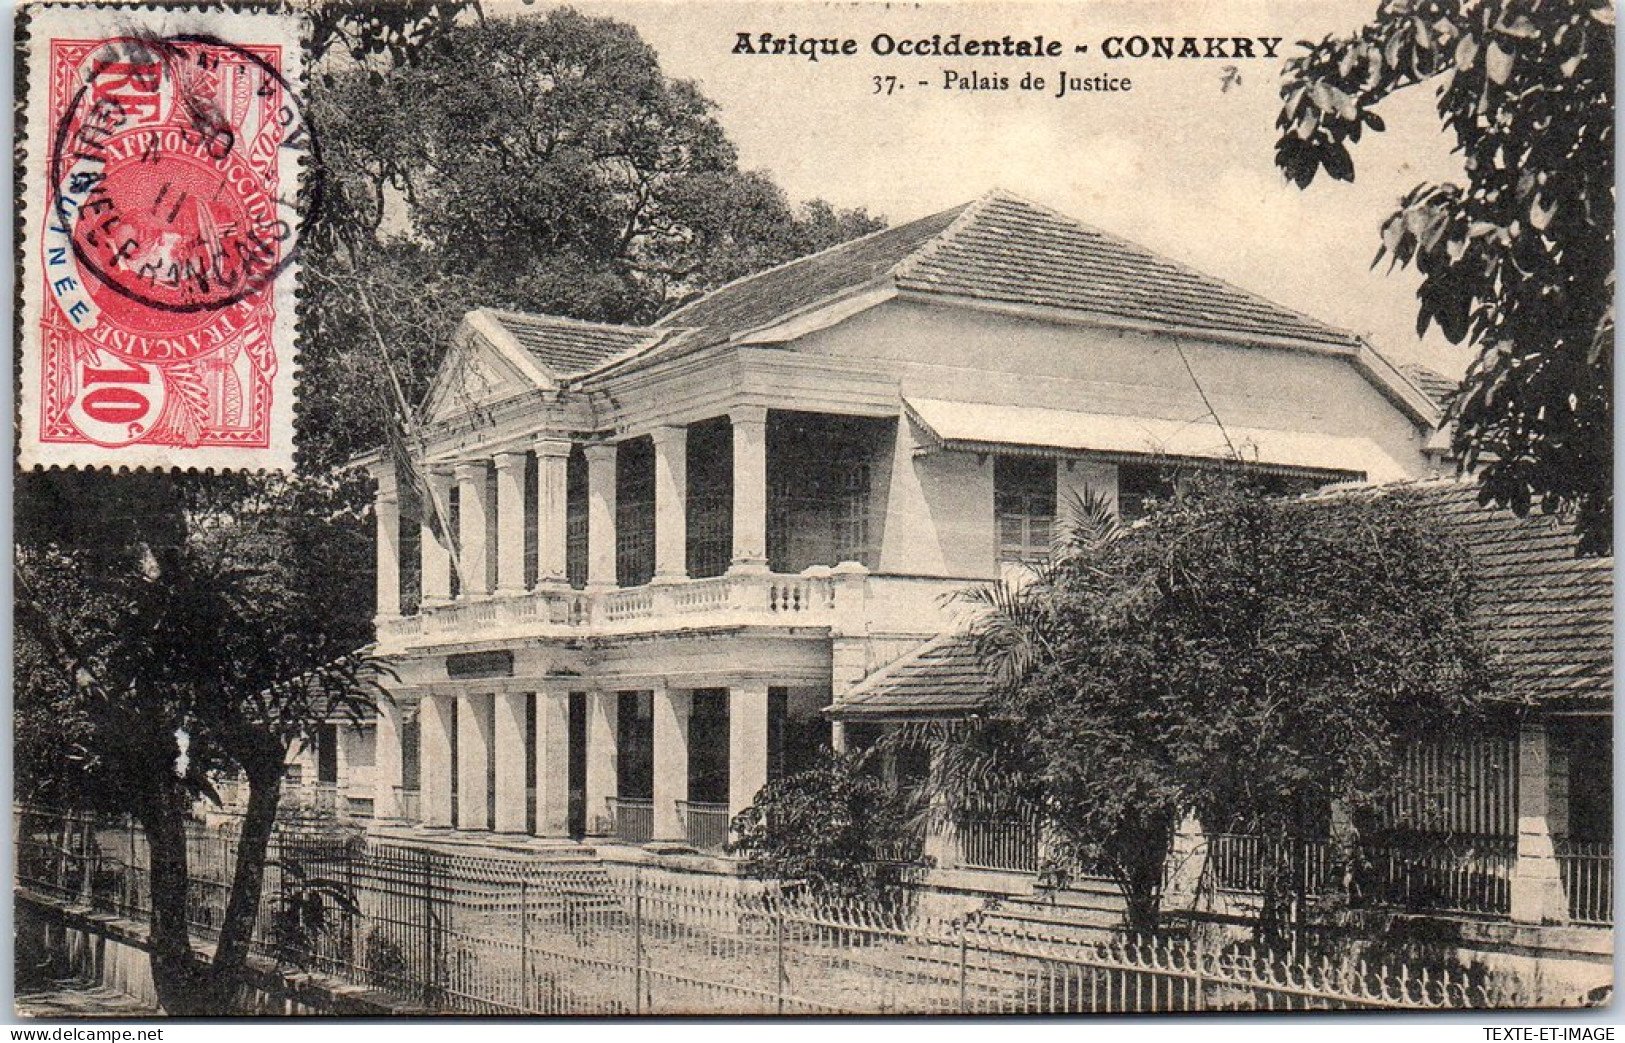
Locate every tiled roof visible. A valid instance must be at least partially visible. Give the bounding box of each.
[1407,479,1612,707]
[540,189,1364,379]
[827,479,1612,719]
[829,635,993,719]
[894,194,1362,350]
[652,204,973,345]
[1400,363,1462,411]
[484,310,665,377]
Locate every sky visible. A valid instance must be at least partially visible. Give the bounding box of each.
[549,0,1470,378]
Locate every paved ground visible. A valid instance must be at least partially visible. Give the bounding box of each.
[14,978,161,1020]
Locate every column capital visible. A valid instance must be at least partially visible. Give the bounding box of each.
[454,459,489,482]
[426,464,457,483]
[375,468,400,500]
[729,405,768,428]
[534,436,574,459]
[649,423,688,448]
[582,441,618,463]
[493,449,528,470]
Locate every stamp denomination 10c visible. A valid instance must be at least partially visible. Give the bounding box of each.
[19,4,309,472]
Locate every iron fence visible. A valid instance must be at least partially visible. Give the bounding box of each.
[1357,836,1516,917]
[1557,840,1612,926]
[14,806,1563,1014]
[606,798,654,844]
[676,801,730,854]
[957,817,1040,874]
[1207,834,1338,896]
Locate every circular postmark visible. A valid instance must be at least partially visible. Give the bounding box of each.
[47,31,321,327]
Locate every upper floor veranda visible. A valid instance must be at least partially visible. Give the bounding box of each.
[365,192,1448,655]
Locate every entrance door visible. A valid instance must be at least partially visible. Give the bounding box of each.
[567,692,588,838]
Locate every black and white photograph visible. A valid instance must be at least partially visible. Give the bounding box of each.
[10,0,1616,1020]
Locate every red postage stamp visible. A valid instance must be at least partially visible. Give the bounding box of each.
[19,5,308,471]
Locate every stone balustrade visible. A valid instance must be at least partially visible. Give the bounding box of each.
[374,566,968,649]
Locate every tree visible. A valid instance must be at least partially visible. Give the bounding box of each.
[298,8,884,473]
[1273,0,1614,554]
[730,751,922,903]
[953,481,1492,937]
[14,471,387,1013]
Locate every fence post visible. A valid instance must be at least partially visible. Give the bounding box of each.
[957,918,969,1014]
[420,848,436,1009]
[1191,935,1206,1013]
[633,866,645,1015]
[520,875,530,1013]
[125,817,137,916]
[775,890,786,1015]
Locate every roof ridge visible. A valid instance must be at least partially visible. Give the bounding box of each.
[654,202,968,329]
[887,189,1010,284]
[483,307,666,337]
[915,191,1364,350]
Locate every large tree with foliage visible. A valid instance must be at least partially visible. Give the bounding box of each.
[16,3,884,1011]
[14,472,386,1013]
[951,482,1492,936]
[300,8,882,472]
[10,2,469,1013]
[1273,0,1614,553]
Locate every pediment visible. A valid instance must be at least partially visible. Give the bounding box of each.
[421,322,549,427]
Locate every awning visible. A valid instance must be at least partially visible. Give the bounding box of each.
[903,397,1408,483]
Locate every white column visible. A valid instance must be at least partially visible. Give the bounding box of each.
[420,693,455,828]
[373,699,403,820]
[455,461,492,598]
[653,688,691,841]
[728,682,771,816]
[493,692,528,833]
[729,407,769,573]
[651,426,688,583]
[374,476,401,618]
[584,691,619,835]
[1511,722,1569,924]
[421,469,455,606]
[534,439,571,589]
[584,444,618,589]
[535,692,571,837]
[494,452,528,596]
[456,693,494,830]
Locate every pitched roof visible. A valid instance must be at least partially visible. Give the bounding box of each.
[829,635,993,720]
[483,309,666,377]
[827,479,1612,719]
[1399,363,1462,411]
[564,189,1365,379]
[653,204,972,347]
[1408,479,1611,707]
[893,193,1362,350]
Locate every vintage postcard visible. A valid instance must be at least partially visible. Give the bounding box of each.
[11,0,1614,1022]
[17,3,304,471]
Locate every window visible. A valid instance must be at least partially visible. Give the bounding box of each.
[768,414,877,572]
[1117,463,1177,523]
[616,439,656,587]
[995,456,1057,564]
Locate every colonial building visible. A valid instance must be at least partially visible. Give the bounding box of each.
[329,190,1447,858]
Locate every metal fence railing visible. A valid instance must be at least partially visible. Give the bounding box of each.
[1557,840,1612,926]
[676,801,730,854]
[606,798,653,845]
[1357,836,1516,917]
[1207,835,1338,896]
[14,806,1574,1013]
[957,817,1040,874]
[1203,833,1523,920]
